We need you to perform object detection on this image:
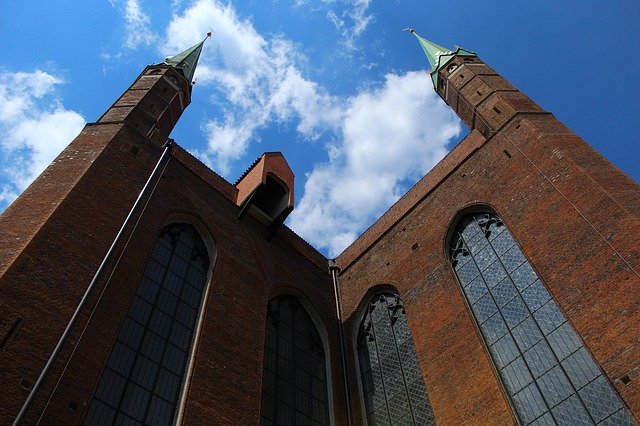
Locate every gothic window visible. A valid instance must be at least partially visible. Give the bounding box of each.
[357,292,435,425]
[84,223,211,425]
[260,295,330,425]
[450,212,634,425]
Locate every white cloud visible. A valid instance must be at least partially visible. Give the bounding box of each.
[288,72,461,256]
[110,0,158,49]
[162,0,342,174]
[159,1,460,256]
[0,70,85,208]
[326,0,375,51]
[102,0,455,258]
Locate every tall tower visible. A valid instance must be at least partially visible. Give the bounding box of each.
[0,38,207,423]
[329,31,639,425]
[410,29,638,213]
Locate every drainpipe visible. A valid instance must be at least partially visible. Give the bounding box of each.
[329,258,353,426]
[14,139,174,425]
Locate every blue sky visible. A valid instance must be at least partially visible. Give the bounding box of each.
[1,1,638,256]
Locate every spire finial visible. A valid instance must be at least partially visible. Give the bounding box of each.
[163,31,212,85]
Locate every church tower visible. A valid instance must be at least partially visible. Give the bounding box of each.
[332,32,639,425]
[0,39,210,422]
[0,33,337,425]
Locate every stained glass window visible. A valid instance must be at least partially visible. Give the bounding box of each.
[84,223,210,425]
[260,295,330,426]
[357,292,435,425]
[451,212,634,425]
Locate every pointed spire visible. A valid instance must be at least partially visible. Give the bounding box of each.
[163,32,212,84]
[407,28,452,71]
[405,28,476,89]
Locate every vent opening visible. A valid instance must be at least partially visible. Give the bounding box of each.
[252,176,289,220]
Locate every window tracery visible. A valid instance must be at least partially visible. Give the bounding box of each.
[451,212,634,425]
[357,292,435,425]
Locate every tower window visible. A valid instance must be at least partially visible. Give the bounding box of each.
[357,292,435,425]
[260,295,330,425]
[84,223,210,426]
[450,212,634,425]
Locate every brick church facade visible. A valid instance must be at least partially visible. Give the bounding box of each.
[0,32,638,425]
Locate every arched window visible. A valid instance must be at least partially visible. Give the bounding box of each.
[357,292,435,425]
[85,223,211,425]
[260,295,330,425]
[450,212,633,425]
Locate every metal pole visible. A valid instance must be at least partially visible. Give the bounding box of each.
[329,259,353,426]
[14,140,173,425]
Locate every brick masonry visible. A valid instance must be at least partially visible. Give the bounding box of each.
[336,54,640,424]
[0,49,638,426]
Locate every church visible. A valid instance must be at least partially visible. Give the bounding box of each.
[0,30,638,425]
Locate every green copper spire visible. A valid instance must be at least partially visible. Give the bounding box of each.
[410,29,452,71]
[406,29,476,89]
[163,32,211,84]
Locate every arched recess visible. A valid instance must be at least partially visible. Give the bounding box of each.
[260,289,335,425]
[352,285,436,425]
[84,215,216,426]
[449,209,634,425]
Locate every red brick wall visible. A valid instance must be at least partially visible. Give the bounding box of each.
[39,146,341,425]
[0,66,340,425]
[0,125,342,424]
[336,55,640,424]
[0,123,164,423]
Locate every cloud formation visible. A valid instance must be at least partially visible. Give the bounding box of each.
[289,72,461,256]
[110,0,158,49]
[162,0,342,174]
[326,0,374,50]
[0,70,85,206]
[111,0,461,256]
